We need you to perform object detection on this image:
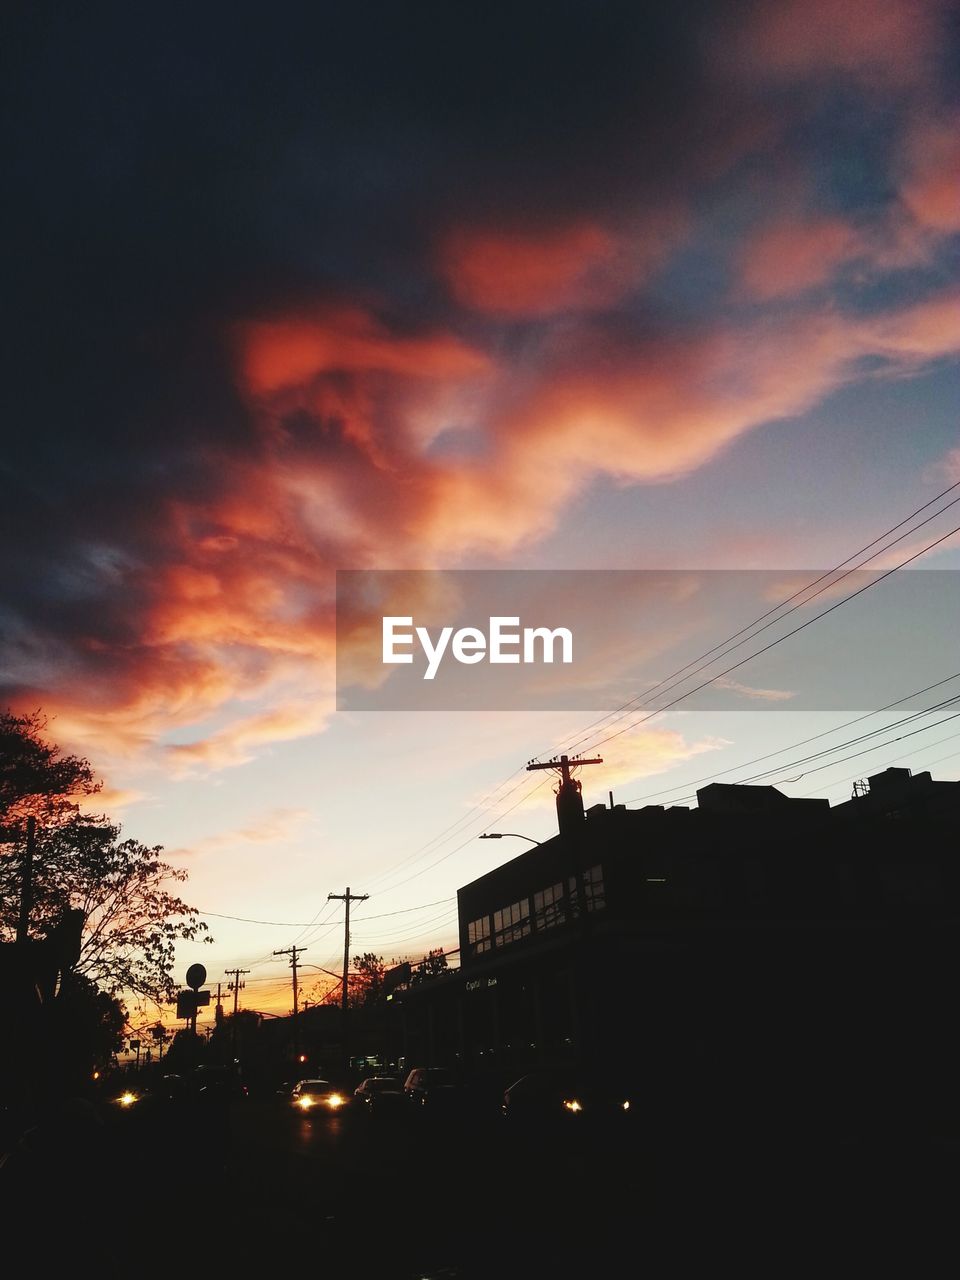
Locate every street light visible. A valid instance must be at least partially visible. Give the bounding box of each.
[479,832,542,845]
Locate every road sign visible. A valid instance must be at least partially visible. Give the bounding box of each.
[185,963,207,990]
[176,989,211,1018]
[176,991,196,1019]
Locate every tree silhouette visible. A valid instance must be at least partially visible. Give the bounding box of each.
[350,952,386,1007]
[0,710,210,1002]
[412,948,449,984]
[0,709,97,835]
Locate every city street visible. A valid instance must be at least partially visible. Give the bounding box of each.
[212,1097,654,1276]
[8,1078,960,1277]
[36,1090,933,1276]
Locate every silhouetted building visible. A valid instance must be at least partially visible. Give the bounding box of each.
[400,768,960,1136]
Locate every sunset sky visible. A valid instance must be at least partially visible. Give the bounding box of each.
[3,1,959,1022]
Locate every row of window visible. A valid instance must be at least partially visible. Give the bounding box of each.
[467,866,605,956]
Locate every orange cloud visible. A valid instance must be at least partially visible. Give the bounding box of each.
[737,217,859,299]
[438,213,684,318]
[440,222,621,316]
[241,305,490,395]
[30,277,960,774]
[899,113,960,234]
[169,806,311,856]
[713,677,796,703]
[77,786,144,813]
[410,286,960,557]
[168,700,334,773]
[862,289,960,360]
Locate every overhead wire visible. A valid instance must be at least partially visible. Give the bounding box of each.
[577,517,960,757]
[645,704,960,806]
[338,484,960,901]
[543,480,960,761]
[199,484,960,982]
[622,671,960,805]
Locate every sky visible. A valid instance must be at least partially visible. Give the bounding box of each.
[2,1,959,1024]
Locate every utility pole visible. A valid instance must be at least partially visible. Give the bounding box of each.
[16,816,37,944]
[526,754,603,1062]
[225,968,249,1058]
[273,947,305,1060]
[526,753,603,792]
[327,887,368,1070]
[225,969,249,1018]
[526,754,602,839]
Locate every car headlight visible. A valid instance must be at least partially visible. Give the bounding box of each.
[326,1093,345,1109]
[117,1091,138,1107]
[622,1100,631,1111]
[562,1098,583,1113]
[297,1095,314,1109]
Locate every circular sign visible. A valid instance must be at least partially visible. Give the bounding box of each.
[185,963,207,990]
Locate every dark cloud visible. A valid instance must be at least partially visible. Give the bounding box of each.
[1,1,957,752]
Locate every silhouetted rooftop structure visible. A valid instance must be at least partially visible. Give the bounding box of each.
[399,766,960,1104]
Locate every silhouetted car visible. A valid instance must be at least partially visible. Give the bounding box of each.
[189,1064,248,1100]
[501,1071,635,1129]
[354,1076,405,1114]
[158,1073,189,1103]
[403,1066,460,1109]
[289,1078,349,1114]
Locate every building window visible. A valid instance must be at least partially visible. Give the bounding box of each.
[534,882,565,930]
[468,916,491,956]
[493,899,531,947]
[584,864,605,912]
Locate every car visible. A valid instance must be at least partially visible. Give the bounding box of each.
[158,1073,188,1103]
[289,1078,349,1114]
[402,1066,460,1108]
[111,1086,146,1111]
[501,1071,635,1129]
[189,1064,248,1101]
[354,1076,405,1114]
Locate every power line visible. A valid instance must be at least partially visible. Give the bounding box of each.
[273,945,306,1053]
[623,671,960,805]
[654,704,960,806]
[546,480,960,761]
[580,518,960,756]
[360,767,537,893]
[797,737,960,798]
[202,487,960,982]
[373,774,553,894]
[707,695,960,785]
[352,483,960,898]
[351,908,460,948]
[755,707,960,790]
[195,895,456,928]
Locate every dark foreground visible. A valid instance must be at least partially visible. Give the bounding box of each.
[6,1090,959,1277]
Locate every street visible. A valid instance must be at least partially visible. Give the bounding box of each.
[94,1095,959,1276]
[9,1083,960,1277]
